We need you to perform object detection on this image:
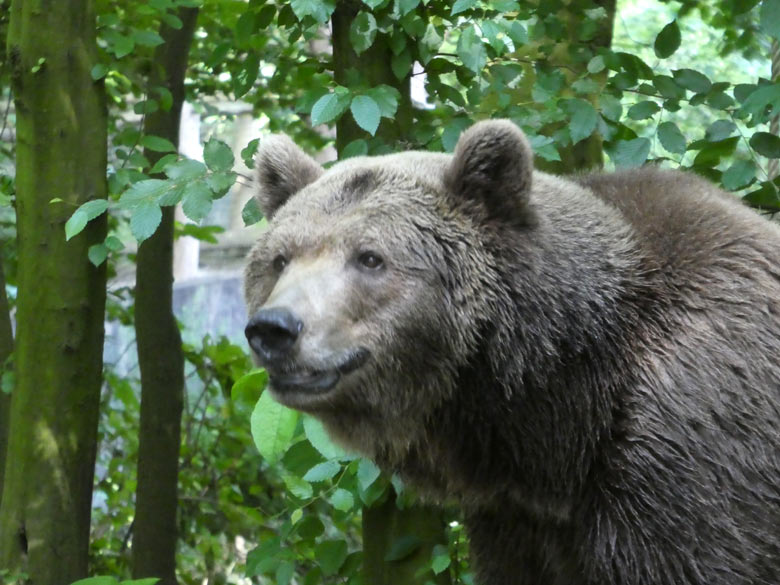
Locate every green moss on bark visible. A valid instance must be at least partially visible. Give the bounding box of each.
[0,0,108,582]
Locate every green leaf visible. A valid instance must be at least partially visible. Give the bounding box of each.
[70,578,118,585]
[565,99,598,144]
[330,488,354,512]
[357,458,381,491]
[610,138,651,168]
[654,20,681,58]
[743,182,780,211]
[181,181,213,222]
[207,171,237,197]
[234,53,260,99]
[749,132,780,158]
[161,12,183,29]
[627,100,660,120]
[141,135,177,153]
[341,139,369,159]
[231,369,268,404]
[657,121,686,155]
[276,561,295,585]
[247,538,282,576]
[587,55,605,74]
[418,24,443,65]
[366,85,400,118]
[350,95,382,135]
[108,33,135,58]
[290,0,336,23]
[349,12,377,55]
[501,20,527,46]
[130,201,163,243]
[242,197,264,226]
[91,64,109,80]
[311,88,351,126]
[457,25,486,74]
[738,83,780,120]
[283,475,314,500]
[88,244,108,267]
[203,138,235,172]
[761,0,780,39]
[451,0,476,14]
[165,158,207,181]
[704,120,736,142]
[431,544,451,574]
[132,29,165,47]
[315,540,349,576]
[442,118,472,152]
[149,153,179,175]
[303,460,341,482]
[251,391,299,464]
[104,235,124,252]
[66,199,108,241]
[397,0,420,16]
[384,534,421,561]
[672,69,711,94]
[121,580,160,585]
[362,0,385,8]
[303,415,348,460]
[391,49,413,80]
[722,160,756,191]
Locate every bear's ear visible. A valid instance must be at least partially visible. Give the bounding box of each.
[444,120,534,226]
[254,134,324,219]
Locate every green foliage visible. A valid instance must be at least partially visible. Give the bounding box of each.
[5,0,780,583]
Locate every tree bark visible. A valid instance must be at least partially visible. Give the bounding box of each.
[0,0,108,581]
[131,8,198,585]
[331,2,413,153]
[536,0,616,173]
[0,259,13,510]
[331,5,450,584]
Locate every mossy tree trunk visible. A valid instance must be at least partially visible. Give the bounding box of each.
[131,8,199,585]
[0,259,13,510]
[0,0,108,581]
[331,5,450,585]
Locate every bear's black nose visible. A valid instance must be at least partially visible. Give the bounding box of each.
[245,308,303,360]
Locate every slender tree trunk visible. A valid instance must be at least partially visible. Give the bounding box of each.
[131,8,198,585]
[0,0,108,581]
[0,259,13,510]
[331,5,450,584]
[536,0,616,173]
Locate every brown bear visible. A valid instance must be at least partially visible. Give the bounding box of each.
[243,120,780,585]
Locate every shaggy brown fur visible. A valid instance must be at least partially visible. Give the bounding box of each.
[244,121,780,585]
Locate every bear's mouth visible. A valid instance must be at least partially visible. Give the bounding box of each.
[268,348,370,408]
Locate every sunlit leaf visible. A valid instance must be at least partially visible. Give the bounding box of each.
[251,391,299,464]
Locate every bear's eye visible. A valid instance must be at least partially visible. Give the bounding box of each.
[272,254,288,272]
[358,251,384,270]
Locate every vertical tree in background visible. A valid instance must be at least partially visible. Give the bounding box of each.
[331,5,450,584]
[535,0,616,172]
[0,260,12,510]
[132,7,199,585]
[0,0,108,581]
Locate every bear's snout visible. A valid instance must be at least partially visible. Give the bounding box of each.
[245,307,303,362]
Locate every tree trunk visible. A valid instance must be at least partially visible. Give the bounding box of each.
[536,0,616,173]
[331,3,413,152]
[0,259,13,510]
[0,0,108,581]
[131,8,198,585]
[331,5,450,584]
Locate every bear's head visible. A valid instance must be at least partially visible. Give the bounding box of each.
[244,120,534,457]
